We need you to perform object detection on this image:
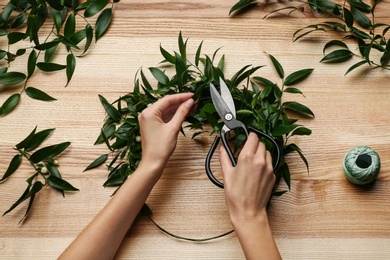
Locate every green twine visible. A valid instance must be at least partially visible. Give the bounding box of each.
[343,146,381,185]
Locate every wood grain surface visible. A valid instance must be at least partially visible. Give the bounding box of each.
[1,0,390,259]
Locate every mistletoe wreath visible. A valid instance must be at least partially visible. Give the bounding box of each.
[85,33,315,241]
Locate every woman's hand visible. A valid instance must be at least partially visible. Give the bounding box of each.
[138,93,195,171]
[219,132,281,259]
[220,132,275,222]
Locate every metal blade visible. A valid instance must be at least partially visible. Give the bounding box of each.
[219,78,236,118]
[210,83,234,122]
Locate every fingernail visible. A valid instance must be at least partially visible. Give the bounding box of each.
[185,98,194,108]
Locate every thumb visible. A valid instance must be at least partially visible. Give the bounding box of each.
[170,98,194,130]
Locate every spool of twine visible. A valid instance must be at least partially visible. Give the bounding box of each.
[343,146,380,185]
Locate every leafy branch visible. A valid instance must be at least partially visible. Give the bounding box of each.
[1,126,78,223]
[230,0,390,75]
[0,0,119,117]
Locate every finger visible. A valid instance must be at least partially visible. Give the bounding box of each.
[240,132,259,155]
[255,140,266,158]
[151,93,194,114]
[169,97,195,130]
[265,150,274,173]
[219,145,233,178]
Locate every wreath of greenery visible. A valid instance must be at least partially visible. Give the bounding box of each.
[84,33,315,240]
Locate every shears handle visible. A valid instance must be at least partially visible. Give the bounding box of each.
[205,127,281,189]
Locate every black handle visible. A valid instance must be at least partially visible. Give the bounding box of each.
[205,135,224,188]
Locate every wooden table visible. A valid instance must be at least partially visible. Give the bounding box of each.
[1,0,390,259]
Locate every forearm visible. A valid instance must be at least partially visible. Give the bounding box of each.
[232,212,281,260]
[59,162,163,260]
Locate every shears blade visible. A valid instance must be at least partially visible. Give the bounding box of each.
[219,78,236,118]
[210,81,236,125]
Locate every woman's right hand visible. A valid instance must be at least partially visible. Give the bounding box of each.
[219,132,281,259]
[219,132,275,222]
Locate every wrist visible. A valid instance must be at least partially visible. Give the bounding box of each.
[230,209,269,231]
[137,159,166,182]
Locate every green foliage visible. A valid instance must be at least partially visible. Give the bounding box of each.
[230,0,390,75]
[1,126,77,223]
[0,0,119,116]
[88,34,314,198]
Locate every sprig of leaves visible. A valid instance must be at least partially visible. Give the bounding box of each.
[86,32,314,195]
[1,126,78,223]
[230,0,389,75]
[0,0,119,116]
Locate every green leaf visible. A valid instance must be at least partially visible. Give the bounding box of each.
[268,53,284,79]
[11,12,27,29]
[1,2,15,23]
[178,31,187,62]
[16,126,37,150]
[0,154,22,182]
[348,0,372,12]
[3,179,44,223]
[60,34,81,49]
[37,62,66,72]
[7,32,28,44]
[34,40,60,51]
[380,52,390,66]
[323,40,349,54]
[0,50,6,60]
[98,95,121,122]
[229,0,257,15]
[291,126,312,136]
[95,8,112,41]
[70,29,86,46]
[195,41,203,67]
[50,7,63,33]
[271,124,300,136]
[83,24,93,55]
[3,184,30,217]
[27,49,37,79]
[160,45,175,64]
[47,175,79,191]
[84,154,108,171]
[320,49,354,63]
[149,67,169,85]
[283,87,303,95]
[344,7,354,28]
[283,101,315,117]
[345,60,368,75]
[286,143,309,173]
[350,6,372,29]
[66,53,76,86]
[25,128,55,152]
[25,87,57,101]
[47,164,61,178]
[46,0,65,11]
[29,142,71,163]
[284,69,313,86]
[20,181,44,223]
[64,12,76,38]
[84,0,109,18]
[44,44,59,63]
[0,93,21,116]
[95,125,116,145]
[0,72,26,85]
[280,163,291,190]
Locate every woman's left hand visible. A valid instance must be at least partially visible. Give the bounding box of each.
[138,93,195,171]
